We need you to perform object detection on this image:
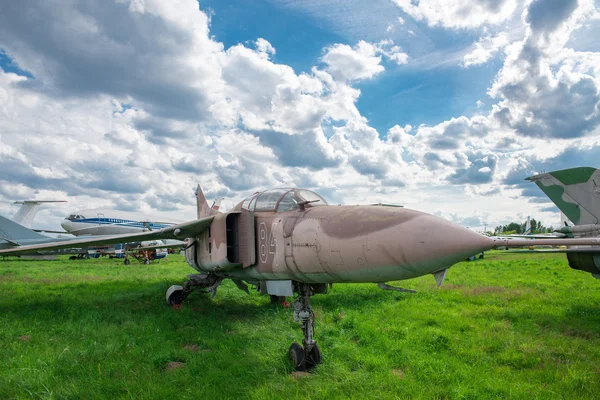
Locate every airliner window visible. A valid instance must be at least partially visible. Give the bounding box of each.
[255,189,289,211]
[277,191,298,212]
[296,189,328,206]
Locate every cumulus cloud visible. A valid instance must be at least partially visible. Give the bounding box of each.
[0,0,599,232]
[320,40,408,82]
[393,0,518,29]
[489,0,600,138]
[463,32,510,67]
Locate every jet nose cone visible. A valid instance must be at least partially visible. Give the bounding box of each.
[365,210,494,279]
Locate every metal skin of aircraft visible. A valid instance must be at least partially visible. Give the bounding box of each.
[2,186,600,371]
[12,200,67,228]
[527,166,600,277]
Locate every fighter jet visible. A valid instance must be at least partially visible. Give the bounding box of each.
[1,185,599,371]
[527,166,600,277]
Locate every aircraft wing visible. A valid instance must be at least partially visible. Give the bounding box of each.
[0,216,213,256]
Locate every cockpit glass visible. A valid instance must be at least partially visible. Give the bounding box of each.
[276,191,298,212]
[296,189,328,206]
[254,189,290,211]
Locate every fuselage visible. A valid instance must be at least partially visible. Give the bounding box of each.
[61,209,182,236]
[184,188,494,284]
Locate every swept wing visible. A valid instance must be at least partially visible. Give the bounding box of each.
[0,216,213,256]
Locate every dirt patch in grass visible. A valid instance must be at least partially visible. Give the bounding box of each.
[564,327,595,340]
[166,362,186,371]
[17,335,31,341]
[391,369,405,379]
[183,344,199,352]
[291,371,310,379]
[464,286,506,296]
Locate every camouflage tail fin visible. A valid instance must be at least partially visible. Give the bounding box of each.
[195,185,220,219]
[0,215,48,244]
[527,167,600,225]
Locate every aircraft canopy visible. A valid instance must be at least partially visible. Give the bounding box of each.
[241,188,328,212]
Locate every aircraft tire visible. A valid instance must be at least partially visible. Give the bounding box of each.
[288,342,306,372]
[124,259,131,265]
[144,259,150,265]
[306,343,322,369]
[166,285,185,306]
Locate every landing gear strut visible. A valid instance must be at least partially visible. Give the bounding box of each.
[289,283,322,371]
[165,273,222,306]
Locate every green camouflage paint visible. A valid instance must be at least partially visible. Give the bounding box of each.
[536,181,582,223]
[549,167,596,186]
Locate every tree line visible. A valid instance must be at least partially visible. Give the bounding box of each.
[493,218,553,235]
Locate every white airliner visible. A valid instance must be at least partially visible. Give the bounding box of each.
[60,209,182,236]
[59,198,223,263]
[60,197,223,236]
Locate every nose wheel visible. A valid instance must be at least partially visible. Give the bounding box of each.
[288,283,322,371]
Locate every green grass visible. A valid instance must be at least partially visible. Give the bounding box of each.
[1,252,600,399]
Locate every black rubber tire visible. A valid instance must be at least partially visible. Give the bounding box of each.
[124,259,131,265]
[288,342,306,371]
[306,343,322,368]
[144,259,150,265]
[167,290,185,305]
[69,256,77,260]
[270,295,286,305]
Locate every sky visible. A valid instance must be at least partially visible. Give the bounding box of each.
[0,0,599,232]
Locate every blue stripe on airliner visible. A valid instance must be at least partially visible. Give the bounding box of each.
[71,219,172,229]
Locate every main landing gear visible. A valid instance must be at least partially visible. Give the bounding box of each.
[288,283,322,371]
[165,273,222,306]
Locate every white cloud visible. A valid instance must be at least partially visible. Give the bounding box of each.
[255,38,276,59]
[321,41,386,81]
[393,0,518,29]
[463,32,510,67]
[0,0,599,233]
[489,0,600,138]
[320,40,408,82]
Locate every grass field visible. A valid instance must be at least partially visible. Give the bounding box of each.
[1,252,600,399]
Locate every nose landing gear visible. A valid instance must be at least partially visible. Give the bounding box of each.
[288,283,322,371]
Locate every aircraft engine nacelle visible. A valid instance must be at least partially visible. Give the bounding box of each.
[557,224,600,235]
[566,252,600,278]
[185,240,203,271]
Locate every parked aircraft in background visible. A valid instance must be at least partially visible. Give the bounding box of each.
[2,184,599,371]
[61,198,223,236]
[527,166,600,277]
[59,196,222,263]
[12,200,68,233]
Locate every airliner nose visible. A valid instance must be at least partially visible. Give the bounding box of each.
[60,219,71,232]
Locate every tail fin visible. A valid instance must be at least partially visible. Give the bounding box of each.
[0,215,48,244]
[13,200,66,228]
[527,167,600,225]
[196,185,221,218]
[524,216,531,235]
